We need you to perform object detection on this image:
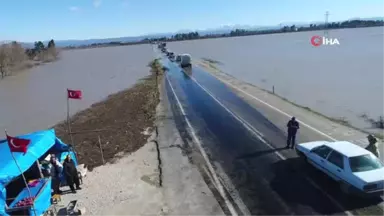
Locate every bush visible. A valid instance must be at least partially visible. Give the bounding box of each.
[374,116,384,129]
[0,39,60,79]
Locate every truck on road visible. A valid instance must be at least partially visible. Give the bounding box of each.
[180,54,192,68]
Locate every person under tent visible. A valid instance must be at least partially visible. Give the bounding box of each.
[63,155,81,193]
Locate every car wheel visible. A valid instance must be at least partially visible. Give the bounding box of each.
[297,150,306,160]
[296,151,310,170]
[340,182,351,194]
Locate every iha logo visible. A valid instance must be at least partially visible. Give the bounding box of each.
[310,35,340,47]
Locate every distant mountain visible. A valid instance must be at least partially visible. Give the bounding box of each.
[0,40,33,48]
[13,32,175,48]
[0,40,12,45]
[43,32,174,47]
[15,16,384,48]
[348,17,384,21]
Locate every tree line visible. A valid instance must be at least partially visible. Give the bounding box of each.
[0,39,59,79]
[148,19,384,42]
[229,19,384,37]
[65,19,384,49]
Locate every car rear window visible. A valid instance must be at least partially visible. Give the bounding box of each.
[349,154,383,172]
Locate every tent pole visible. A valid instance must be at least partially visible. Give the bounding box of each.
[67,89,76,151]
[36,160,44,178]
[10,152,37,216]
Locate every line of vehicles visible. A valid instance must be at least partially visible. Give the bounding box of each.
[157,42,191,68]
[155,41,383,199]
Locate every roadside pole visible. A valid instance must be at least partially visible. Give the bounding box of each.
[66,89,76,152]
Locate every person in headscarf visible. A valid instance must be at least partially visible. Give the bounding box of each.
[286,117,300,149]
[63,155,81,193]
[366,134,380,158]
[50,154,63,194]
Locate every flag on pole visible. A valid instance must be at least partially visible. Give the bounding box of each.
[67,89,82,99]
[4,130,37,216]
[6,134,30,153]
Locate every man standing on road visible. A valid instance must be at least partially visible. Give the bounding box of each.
[366,134,380,158]
[287,117,300,149]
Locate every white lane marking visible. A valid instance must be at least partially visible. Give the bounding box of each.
[165,74,239,216]
[198,67,338,142]
[183,69,354,216]
[218,158,294,215]
[194,65,384,211]
[184,72,293,214]
[188,76,286,160]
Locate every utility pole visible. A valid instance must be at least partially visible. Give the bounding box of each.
[324,11,330,37]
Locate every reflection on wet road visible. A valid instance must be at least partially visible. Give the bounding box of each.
[161,55,383,215]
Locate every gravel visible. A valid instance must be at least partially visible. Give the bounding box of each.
[58,132,165,215]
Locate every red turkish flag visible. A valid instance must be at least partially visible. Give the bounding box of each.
[67,89,82,99]
[6,135,31,153]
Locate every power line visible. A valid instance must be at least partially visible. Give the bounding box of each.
[324,11,330,36]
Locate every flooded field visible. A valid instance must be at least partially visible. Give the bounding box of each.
[0,44,154,137]
[1,27,382,138]
[167,27,384,133]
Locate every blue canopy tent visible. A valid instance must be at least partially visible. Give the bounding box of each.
[0,129,77,216]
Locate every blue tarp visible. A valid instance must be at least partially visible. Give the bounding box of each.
[0,184,6,216]
[0,129,71,216]
[8,178,52,216]
[0,129,69,186]
[31,179,51,216]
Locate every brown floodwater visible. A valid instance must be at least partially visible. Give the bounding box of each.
[0,44,154,138]
[167,27,384,133]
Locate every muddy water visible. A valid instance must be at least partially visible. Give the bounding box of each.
[0,44,154,138]
[167,27,384,133]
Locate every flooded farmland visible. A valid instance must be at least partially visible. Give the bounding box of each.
[0,44,154,137]
[167,27,384,133]
[1,27,383,137]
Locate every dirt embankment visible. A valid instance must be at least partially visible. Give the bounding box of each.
[54,59,164,170]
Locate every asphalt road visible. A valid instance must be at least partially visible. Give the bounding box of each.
[161,55,383,215]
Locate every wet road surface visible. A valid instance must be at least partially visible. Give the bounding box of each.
[160,54,383,215]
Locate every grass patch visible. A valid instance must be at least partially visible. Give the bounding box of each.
[359,113,384,130]
[259,89,383,139]
[201,57,222,65]
[54,58,164,170]
[266,90,383,139]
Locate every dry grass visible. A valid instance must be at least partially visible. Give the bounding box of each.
[54,59,164,170]
[359,114,384,130]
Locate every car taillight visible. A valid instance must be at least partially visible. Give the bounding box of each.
[363,184,377,191]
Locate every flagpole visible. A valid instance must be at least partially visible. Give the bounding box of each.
[5,130,37,216]
[66,89,75,150]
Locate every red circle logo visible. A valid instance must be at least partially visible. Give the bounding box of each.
[311,35,322,47]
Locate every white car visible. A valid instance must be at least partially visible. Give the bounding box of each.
[296,141,384,196]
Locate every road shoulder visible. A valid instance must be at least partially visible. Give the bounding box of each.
[195,59,383,160]
[57,60,224,215]
[156,76,225,215]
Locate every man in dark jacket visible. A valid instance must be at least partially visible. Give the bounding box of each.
[50,154,63,194]
[63,155,81,193]
[286,117,300,149]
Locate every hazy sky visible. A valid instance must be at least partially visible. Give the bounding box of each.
[1,0,383,42]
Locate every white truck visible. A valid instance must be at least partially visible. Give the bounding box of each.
[180,54,192,68]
